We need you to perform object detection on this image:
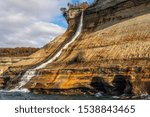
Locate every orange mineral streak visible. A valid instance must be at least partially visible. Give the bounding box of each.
[1,0,150,95]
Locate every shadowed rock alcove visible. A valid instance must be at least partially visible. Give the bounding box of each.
[90,76,112,94]
[112,75,132,96]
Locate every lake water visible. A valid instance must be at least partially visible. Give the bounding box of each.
[0,91,149,100]
[0,91,112,100]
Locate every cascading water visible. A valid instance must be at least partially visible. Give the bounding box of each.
[11,11,84,92]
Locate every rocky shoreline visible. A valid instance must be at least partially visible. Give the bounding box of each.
[0,0,150,97]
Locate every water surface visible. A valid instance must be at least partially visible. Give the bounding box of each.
[0,91,149,100]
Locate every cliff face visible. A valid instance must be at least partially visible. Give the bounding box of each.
[1,0,150,96]
[0,48,39,87]
[0,48,39,57]
[0,8,81,89]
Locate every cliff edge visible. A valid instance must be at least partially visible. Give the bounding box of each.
[1,0,150,97]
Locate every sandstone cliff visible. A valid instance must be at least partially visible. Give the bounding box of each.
[1,0,150,97]
[0,47,39,86]
[0,47,39,57]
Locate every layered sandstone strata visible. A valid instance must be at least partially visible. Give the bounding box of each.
[1,0,150,96]
[0,7,82,89]
[26,0,150,96]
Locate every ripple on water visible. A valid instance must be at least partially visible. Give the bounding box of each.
[0,90,149,100]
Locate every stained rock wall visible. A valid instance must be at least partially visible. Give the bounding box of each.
[1,0,150,96]
[25,0,150,96]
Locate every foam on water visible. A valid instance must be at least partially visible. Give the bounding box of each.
[95,92,103,97]
[1,89,30,93]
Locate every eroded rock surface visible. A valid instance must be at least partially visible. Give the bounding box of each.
[1,0,150,96]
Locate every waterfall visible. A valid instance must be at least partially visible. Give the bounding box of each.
[11,11,84,92]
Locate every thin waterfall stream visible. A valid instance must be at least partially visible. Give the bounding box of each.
[11,11,84,92]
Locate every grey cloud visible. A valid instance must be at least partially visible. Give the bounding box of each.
[0,0,70,48]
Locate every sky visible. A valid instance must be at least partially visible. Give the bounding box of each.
[0,0,94,48]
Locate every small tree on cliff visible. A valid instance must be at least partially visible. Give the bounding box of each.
[60,8,67,12]
[67,3,74,8]
[60,8,67,17]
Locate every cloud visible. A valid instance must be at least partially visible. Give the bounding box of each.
[0,0,71,48]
